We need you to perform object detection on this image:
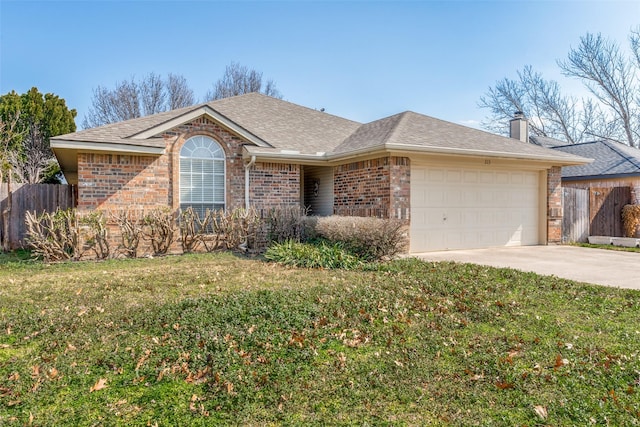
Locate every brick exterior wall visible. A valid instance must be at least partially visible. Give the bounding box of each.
[333,156,410,219]
[76,116,303,215]
[389,157,411,220]
[547,166,563,244]
[77,153,169,211]
[249,162,301,210]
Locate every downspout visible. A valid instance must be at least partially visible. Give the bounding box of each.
[244,155,256,210]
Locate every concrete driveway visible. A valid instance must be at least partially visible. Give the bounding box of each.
[414,245,640,290]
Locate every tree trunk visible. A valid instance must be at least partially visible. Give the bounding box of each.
[2,175,11,251]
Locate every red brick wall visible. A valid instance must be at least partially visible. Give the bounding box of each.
[77,153,169,211]
[333,156,410,219]
[389,157,410,220]
[547,166,562,244]
[249,162,300,210]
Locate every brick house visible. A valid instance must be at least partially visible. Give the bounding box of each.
[51,93,588,252]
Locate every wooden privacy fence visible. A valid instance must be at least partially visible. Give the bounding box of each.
[1,184,76,249]
[562,186,631,243]
[562,187,588,243]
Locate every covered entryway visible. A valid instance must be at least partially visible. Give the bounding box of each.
[302,165,334,216]
[410,159,544,252]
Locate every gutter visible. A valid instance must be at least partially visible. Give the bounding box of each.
[244,155,256,209]
[51,139,165,155]
[243,143,592,166]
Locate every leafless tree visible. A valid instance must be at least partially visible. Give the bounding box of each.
[140,72,166,117]
[479,65,594,143]
[481,28,640,147]
[558,31,640,147]
[167,73,195,110]
[10,123,51,184]
[205,62,282,101]
[0,111,23,185]
[83,73,195,128]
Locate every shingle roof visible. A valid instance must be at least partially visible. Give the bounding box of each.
[335,111,585,161]
[52,93,587,164]
[532,137,640,179]
[53,93,360,152]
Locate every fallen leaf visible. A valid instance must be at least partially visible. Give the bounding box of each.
[534,405,548,420]
[554,354,564,369]
[90,378,108,392]
[495,381,514,390]
[48,368,59,379]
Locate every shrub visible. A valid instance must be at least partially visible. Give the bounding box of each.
[265,206,316,243]
[178,207,206,253]
[264,239,362,269]
[211,207,261,251]
[112,209,144,258]
[79,210,110,260]
[143,208,177,256]
[622,204,640,237]
[314,216,407,261]
[25,208,81,262]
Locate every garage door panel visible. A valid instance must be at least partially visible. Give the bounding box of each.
[410,163,541,252]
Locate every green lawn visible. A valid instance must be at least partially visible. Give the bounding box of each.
[1,252,639,426]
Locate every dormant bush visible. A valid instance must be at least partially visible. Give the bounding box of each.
[79,211,110,260]
[266,206,316,243]
[622,204,640,237]
[143,208,177,256]
[314,216,407,261]
[112,209,144,258]
[26,208,81,262]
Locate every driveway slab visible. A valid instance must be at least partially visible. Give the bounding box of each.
[414,245,640,290]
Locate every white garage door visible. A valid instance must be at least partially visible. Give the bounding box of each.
[410,162,541,252]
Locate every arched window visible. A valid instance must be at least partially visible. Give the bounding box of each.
[180,135,225,217]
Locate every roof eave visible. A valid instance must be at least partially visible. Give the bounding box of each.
[128,105,270,148]
[243,142,592,166]
[384,143,593,165]
[51,139,165,155]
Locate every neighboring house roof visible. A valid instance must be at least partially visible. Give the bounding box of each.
[52,93,589,180]
[531,136,640,180]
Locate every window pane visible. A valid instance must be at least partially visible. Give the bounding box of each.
[180,136,225,209]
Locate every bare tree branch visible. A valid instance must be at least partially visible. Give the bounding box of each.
[558,32,639,147]
[140,72,166,116]
[83,73,194,128]
[205,62,282,101]
[166,73,195,110]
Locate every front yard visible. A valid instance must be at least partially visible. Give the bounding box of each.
[1,253,639,425]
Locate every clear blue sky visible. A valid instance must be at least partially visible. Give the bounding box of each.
[1,0,639,130]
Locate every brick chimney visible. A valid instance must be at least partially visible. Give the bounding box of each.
[510,111,529,143]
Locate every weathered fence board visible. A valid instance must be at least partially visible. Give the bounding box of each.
[0,184,76,249]
[589,186,630,237]
[562,187,589,243]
